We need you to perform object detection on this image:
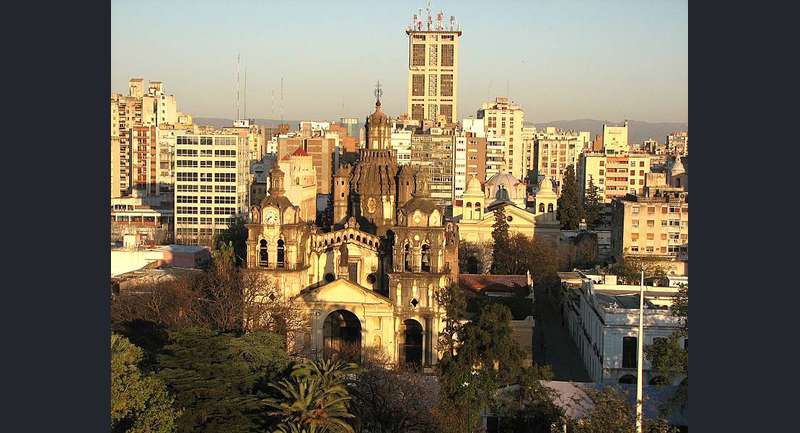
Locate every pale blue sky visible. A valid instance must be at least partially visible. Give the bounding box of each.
[111,0,688,123]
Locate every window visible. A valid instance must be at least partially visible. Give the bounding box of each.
[632,206,640,214]
[277,239,286,268]
[214,173,236,183]
[177,149,197,157]
[177,160,197,167]
[646,233,654,240]
[259,240,268,267]
[631,233,639,241]
[215,160,236,168]
[412,74,425,96]
[441,44,454,66]
[199,196,211,204]
[421,244,431,272]
[622,337,637,368]
[199,185,213,192]
[176,172,198,182]
[647,220,655,227]
[214,196,236,204]
[441,74,453,96]
[630,246,639,252]
[412,44,425,66]
[404,243,412,272]
[177,206,197,215]
[547,203,554,213]
[214,149,236,157]
[200,160,212,168]
[632,219,639,228]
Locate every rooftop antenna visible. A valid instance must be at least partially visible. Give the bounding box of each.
[243,66,247,120]
[374,80,383,103]
[271,89,275,121]
[426,0,432,30]
[236,53,240,121]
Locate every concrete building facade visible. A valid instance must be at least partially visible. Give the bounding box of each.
[578,153,652,203]
[173,133,250,246]
[406,9,461,124]
[477,97,526,180]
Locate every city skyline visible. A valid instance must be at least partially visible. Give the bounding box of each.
[111,0,688,123]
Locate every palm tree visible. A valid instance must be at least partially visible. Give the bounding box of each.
[265,359,359,433]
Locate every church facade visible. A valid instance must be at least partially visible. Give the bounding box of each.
[245,93,459,368]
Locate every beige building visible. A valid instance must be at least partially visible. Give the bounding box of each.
[610,184,688,276]
[173,133,251,246]
[477,97,526,180]
[667,131,688,156]
[406,9,461,124]
[277,147,317,222]
[533,127,581,190]
[410,127,455,207]
[577,152,652,203]
[603,121,630,155]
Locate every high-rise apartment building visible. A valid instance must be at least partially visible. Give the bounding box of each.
[453,118,487,206]
[173,133,250,246]
[603,121,630,155]
[391,125,413,165]
[112,78,182,197]
[410,127,455,207]
[130,126,159,196]
[533,127,581,190]
[577,152,652,203]
[111,100,121,198]
[477,97,526,180]
[406,8,461,124]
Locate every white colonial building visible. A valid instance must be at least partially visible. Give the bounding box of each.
[563,277,686,386]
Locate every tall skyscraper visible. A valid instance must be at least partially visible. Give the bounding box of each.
[406,7,461,124]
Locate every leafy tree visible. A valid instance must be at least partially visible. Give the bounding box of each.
[493,365,565,433]
[459,240,492,275]
[557,165,584,230]
[215,216,249,267]
[156,327,289,433]
[608,256,666,285]
[265,359,358,433]
[437,303,527,433]
[569,387,677,433]
[111,334,180,433]
[583,179,603,229]
[491,206,512,274]
[434,283,467,357]
[645,286,688,410]
[348,359,438,433]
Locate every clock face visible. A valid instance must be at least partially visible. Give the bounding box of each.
[367,197,377,214]
[265,209,278,225]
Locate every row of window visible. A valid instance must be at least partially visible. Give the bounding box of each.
[177,195,237,205]
[176,216,236,225]
[177,206,237,215]
[176,172,237,183]
[629,245,688,254]
[177,136,238,146]
[177,184,237,193]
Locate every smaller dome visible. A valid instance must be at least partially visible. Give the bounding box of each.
[670,156,685,175]
[465,174,482,194]
[538,177,554,194]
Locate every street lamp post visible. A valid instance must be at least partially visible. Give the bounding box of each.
[635,270,645,433]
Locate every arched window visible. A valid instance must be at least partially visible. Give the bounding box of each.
[547,203,554,213]
[466,202,473,208]
[475,202,481,217]
[277,239,286,268]
[259,239,268,267]
[539,203,545,213]
[404,243,412,272]
[421,244,431,272]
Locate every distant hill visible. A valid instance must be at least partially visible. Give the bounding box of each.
[194,117,303,128]
[527,119,688,144]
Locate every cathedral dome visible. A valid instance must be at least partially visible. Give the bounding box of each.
[368,100,390,126]
[486,172,525,201]
[670,156,685,175]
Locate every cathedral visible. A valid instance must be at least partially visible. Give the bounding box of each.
[245,90,459,369]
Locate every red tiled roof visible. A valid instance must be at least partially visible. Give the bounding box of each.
[292,147,308,156]
[459,274,529,295]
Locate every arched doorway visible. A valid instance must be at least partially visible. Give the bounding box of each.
[402,319,423,368]
[323,310,361,362]
[619,374,637,384]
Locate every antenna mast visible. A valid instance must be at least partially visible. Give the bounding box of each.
[244,67,247,120]
[236,53,240,120]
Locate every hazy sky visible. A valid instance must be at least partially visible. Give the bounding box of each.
[111,0,688,123]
